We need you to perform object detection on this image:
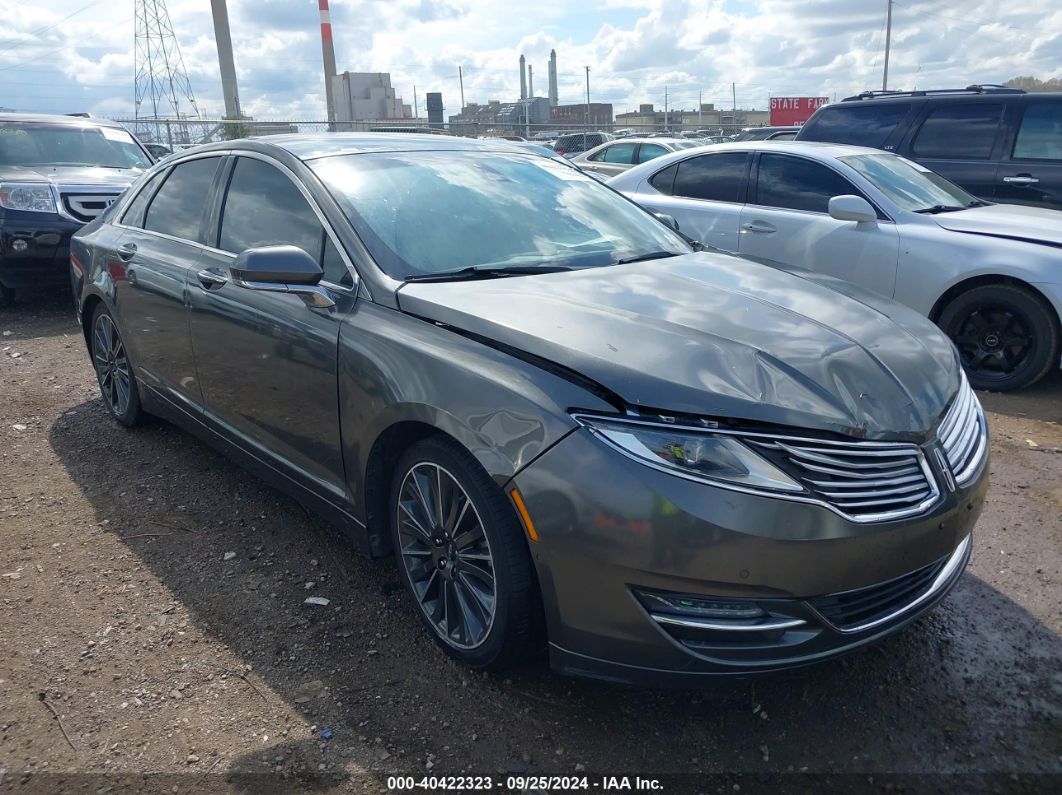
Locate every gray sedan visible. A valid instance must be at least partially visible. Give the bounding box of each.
[71,134,987,685]
[569,137,701,178]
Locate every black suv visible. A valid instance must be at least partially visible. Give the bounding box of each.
[0,113,153,302]
[796,85,1062,210]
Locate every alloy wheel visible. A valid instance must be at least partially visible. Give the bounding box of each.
[951,307,1033,381]
[396,462,497,650]
[92,314,132,416]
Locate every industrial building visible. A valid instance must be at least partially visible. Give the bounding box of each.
[331,72,412,123]
[615,103,769,133]
[550,102,614,128]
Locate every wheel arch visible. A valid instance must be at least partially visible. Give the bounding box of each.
[929,274,1062,332]
[79,292,106,350]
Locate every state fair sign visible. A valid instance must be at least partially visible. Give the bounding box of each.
[769,96,829,126]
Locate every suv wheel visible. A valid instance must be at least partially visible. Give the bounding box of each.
[90,304,144,426]
[939,284,1060,391]
[389,436,540,670]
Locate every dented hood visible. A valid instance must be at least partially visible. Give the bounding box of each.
[397,252,961,440]
[931,203,1062,248]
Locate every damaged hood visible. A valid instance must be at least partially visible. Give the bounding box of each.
[397,252,961,440]
[931,203,1062,248]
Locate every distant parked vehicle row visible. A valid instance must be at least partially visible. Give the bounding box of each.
[553,131,614,158]
[569,137,701,178]
[796,85,1062,210]
[609,141,1062,391]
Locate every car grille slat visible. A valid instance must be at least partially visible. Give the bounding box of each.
[60,191,122,223]
[751,438,938,522]
[939,375,988,486]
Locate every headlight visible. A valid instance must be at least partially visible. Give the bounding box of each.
[576,415,803,493]
[0,183,57,213]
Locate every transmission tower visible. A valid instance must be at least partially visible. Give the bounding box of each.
[134,0,201,145]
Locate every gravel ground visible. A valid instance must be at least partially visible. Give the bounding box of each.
[1,294,1060,795]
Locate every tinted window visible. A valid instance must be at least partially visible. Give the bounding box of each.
[648,163,678,195]
[755,154,858,213]
[671,153,748,202]
[120,170,164,228]
[144,157,221,242]
[637,143,669,163]
[0,122,151,169]
[1013,103,1062,161]
[599,143,636,164]
[798,103,912,147]
[911,103,1001,159]
[219,157,350,285]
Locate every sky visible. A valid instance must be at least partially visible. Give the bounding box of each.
[0,0,1058,121]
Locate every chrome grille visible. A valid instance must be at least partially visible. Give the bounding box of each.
[752,438,938,523]
[937,375,987,486]
[60,191,122,222]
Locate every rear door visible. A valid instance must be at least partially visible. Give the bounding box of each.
[188,153,357,505]
[902,101,1003,199]
[994,99,1062,210]
[738,152,900,299]
[114,155,225,413]
[582,142,637,177]
[635,151,750,252]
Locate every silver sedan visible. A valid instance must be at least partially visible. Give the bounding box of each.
[569,137,702,179]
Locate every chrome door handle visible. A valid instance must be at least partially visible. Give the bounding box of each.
[116,243,137,261]
[1002,175,1039,185]
[741,221,776,234]
[197,269,228,289]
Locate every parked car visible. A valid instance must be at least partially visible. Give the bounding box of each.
[609,141,1062,391]
[569,137,701,178]
[143,142,174,159]
[553,131,613,158]
[0,112,152,303]
[732,126,801,141]
[795,85,1062,210]
[72,134,986,685]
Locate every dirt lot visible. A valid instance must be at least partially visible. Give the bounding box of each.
[1,294,1060,795]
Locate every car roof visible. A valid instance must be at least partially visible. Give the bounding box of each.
[693,141,880,157]
[0,112,128,129]
[837,87,1056,103]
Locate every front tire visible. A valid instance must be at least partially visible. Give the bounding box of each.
[938,284,1059,392]
[90,304,144,426]
[389,436,539,671]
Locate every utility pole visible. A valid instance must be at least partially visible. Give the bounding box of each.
[584,66,590,151]
[209,0,241,125]
[318,0,337,128]
[698,90,702,129]
[664,85,668,133]
[458,66,465,111]
[413,85,418,122]
[883,0,893,91]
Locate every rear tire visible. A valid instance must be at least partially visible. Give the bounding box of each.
[938,284,1059,392]
[389,435,540,671]
[90,304,144,427]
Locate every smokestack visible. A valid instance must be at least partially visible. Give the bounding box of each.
[210,0,241,121]
[519,54,526,100]
[548,49,558,107]
[528,64,533,98]
[318,0,337,124]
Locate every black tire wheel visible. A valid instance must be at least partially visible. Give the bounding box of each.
[939,284,1060,392]
[390,435,540,670]
[90,304,144,426]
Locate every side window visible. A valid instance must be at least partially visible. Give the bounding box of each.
[219,156,351,286]
[648,163,678,195]
[143,157,221,242]
[120,170,164,228]
[755,154,859,213]
[637,144,668,164]
[600,143,637,164]
[798,103,912,147]
[1013,103,1062,161]
[911,103,1002,159]
[671,153,749,203]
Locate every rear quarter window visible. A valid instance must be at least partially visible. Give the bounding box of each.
[798,103,912,148]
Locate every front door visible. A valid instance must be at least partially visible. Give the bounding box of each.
[738,152,900,299]
[113,156,224,412]
[188,154,357,506]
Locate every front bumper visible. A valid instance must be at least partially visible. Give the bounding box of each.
[0,212,82,289]
[511,426,988,684]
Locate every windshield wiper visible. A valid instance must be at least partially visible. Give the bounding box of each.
[613,250,681,265]
[913,204,966,214]
[965,199,992,208]
[403,264,573,283]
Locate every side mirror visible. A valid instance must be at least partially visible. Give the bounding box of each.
[654,212,680,231]
[232,245,323,285]
[231,245,334,308]
[828,195,877,224]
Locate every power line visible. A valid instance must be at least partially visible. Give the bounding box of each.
[892,0,1042,33]
[0,0,108,56]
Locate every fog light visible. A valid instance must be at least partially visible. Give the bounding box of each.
[636,589,766,620]
[11,239,28,253]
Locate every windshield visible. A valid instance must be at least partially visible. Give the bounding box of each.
[839,153,981,212]
[0,122,151,170]
[311,151,690,279]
